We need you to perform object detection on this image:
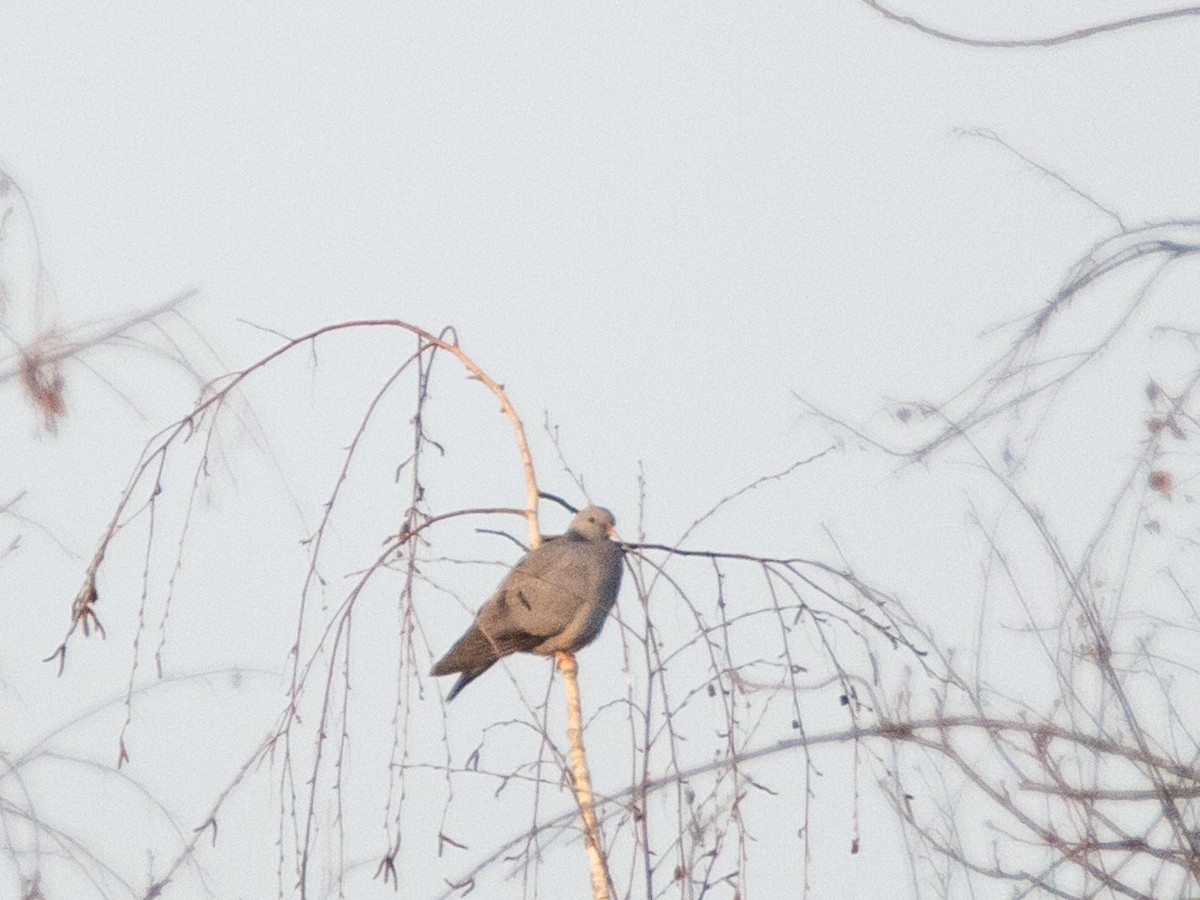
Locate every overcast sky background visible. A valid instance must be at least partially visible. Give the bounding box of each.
[3,3,1199,898]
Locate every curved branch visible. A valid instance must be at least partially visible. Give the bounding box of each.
[857,1,1200,48]
[53,318,541,664]
[444,713,1200,896]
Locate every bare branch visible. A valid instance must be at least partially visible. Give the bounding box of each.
[856,1,1200,49]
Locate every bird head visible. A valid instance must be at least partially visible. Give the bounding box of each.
[570,506,617,541]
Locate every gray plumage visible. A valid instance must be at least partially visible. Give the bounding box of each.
[431,506,624,701]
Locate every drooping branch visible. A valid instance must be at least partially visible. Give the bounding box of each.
[797,220,1200,464]
[50,318,542,669]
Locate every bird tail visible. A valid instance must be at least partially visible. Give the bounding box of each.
[445,670,484,702]
[431,625,499,702]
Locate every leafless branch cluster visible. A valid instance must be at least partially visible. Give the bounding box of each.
[790,144,1200,894]
[8,8,1200,900]
[36,308,947,898]
[0,669,269,899]
[33,187,1200,898]
[1,169,204,435]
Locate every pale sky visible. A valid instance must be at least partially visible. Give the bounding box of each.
[2,3,1199,898]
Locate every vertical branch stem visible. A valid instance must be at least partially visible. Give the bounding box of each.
[557,650,610,900]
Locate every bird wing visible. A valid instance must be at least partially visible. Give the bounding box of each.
[431,538,588,676]
[479,535,622,643]
[430,521,624,699]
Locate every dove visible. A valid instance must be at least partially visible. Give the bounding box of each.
[431,506,624,701]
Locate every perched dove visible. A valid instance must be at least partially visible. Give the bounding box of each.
[431,506,624,701]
